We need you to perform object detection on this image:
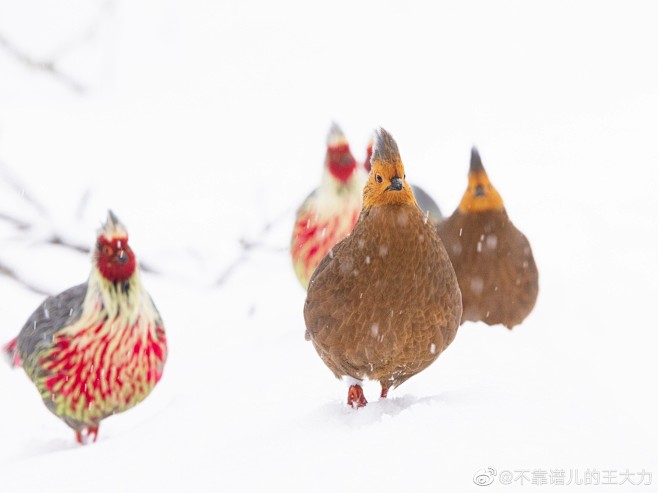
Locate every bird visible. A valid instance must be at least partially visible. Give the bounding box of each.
[364,136,443,225]
[436,147,539,329]
[2,211,167,444]
[291,123,365,289]
[304,128,462,408]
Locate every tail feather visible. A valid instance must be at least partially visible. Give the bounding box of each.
[2,337,22,368]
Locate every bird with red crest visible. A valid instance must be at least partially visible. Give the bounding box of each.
[291,123,365,289]
[2,211,167,444]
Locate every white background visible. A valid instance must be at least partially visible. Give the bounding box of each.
[0,1,656,491]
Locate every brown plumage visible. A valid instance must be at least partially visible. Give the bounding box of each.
[304,128,462,407]
[437,147,538,329]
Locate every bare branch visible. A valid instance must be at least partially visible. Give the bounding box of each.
[0,32,86,94]
[0,160,48,216]
[47,0,114,63]
[0,261,51,296]
[1,160,159,275]
[0,0,114,94]
[75,189,92,221]
[44,235,159,275]
[215,207,291,286]
[0,212,31,231]
[48,235,90,254]
[214,253,249,287]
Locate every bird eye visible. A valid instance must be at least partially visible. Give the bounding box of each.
[102,245,113,256]
[376,174,383,183]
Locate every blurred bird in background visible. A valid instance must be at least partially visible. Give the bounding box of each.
[2,211,167,443]
[304,128,461,408]
[437,148,538,329]
[291,123,365,289]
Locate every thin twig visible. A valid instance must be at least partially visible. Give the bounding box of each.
[0,32,85,94]
[75,189,92,221]
[215,207,292,286]
[215,253,249,287]
[0,160,48,216]
[47,0,114,63]
[48,235,90,254]
[0,261,51,296]
[0,212,31,231]
[44,235,159,274]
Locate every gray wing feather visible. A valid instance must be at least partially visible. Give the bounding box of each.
[412,184,443,224]
[17,283,88,362]
[296,188,318,216]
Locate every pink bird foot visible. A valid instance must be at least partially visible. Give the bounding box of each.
[75,426,99,445]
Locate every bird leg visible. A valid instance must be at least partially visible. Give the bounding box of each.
[347,384,368,409]
[380,387,389,399]
[75,425,100,445]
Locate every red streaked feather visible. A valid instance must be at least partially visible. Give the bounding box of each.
[40,316,167,417]
[2,337,22,368]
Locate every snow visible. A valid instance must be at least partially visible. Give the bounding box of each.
[1,0,657,491]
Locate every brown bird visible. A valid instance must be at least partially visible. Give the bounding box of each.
[304,128,462,408]
[436,147,539,329]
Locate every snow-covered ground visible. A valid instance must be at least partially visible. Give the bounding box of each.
[1,1,656,491]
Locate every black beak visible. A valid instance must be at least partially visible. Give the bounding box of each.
[387,177,404,191]
[117,249,128,264]
[475,184,485,197]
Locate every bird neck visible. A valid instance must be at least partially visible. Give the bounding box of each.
[87,267,145,322]
[317,167,365,208]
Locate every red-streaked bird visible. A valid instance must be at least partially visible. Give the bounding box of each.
[304,128,461,408]
[291,123,365,289]
[436,148,539,328]
[364,137,443,225]
[2,211,167,444]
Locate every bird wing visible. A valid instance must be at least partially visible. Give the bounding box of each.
[295,188,318,217]
[411,184,443,223]
[17,283,88,362]
[303,231,351,342]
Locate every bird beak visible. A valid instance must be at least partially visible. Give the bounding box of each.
[117,249,128,264]
[475,184,485,197]
[386,177,404,191]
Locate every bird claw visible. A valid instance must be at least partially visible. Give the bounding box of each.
[347,384,368,409]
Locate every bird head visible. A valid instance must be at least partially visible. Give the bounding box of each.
[458,147,504,213]
[325,123,357,183]
[363,128,416,210]
[94,210,137,282]
[363,136,374,173]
